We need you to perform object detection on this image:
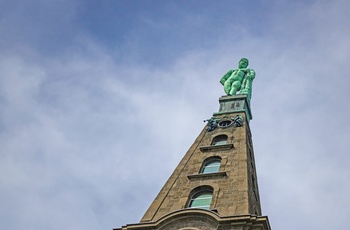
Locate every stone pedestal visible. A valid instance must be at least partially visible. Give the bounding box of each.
[214,95,252,122]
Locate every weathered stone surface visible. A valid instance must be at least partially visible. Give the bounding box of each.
[115,95,270,230]
[139,96,262,223]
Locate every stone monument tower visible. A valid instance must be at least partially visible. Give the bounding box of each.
[115,58,271,230]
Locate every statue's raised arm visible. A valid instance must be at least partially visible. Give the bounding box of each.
[219,58,255,102]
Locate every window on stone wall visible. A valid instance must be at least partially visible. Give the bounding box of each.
[188,186,213,210]
[200,157,221,174]
[211,134,228,146]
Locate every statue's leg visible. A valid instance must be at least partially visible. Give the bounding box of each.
[239,79,252,99]
[229,81,241,95]
[223,79,232,95]
[229,87,237,95]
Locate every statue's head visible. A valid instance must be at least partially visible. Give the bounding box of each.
[238,58,249,68]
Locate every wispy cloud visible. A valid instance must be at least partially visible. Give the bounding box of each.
[1,1,350,230]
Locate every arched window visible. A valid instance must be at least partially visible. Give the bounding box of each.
[188,186,213,210]
[200,157,221,174]
[211,134,228,146]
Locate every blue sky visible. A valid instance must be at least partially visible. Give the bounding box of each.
[1,1,350,230]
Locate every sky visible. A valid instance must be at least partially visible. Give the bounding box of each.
[1,0,350,229]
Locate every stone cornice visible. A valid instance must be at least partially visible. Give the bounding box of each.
[187,171,227,180]
[199,144,233,152]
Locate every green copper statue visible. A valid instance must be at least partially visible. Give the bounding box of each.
[220,58,255,101]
